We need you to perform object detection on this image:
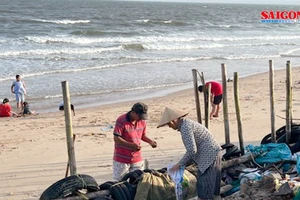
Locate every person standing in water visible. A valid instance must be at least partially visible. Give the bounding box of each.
[11,74,27,112]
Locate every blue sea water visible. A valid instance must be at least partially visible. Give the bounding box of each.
[1,0,300,112]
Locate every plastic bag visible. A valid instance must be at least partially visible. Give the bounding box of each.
[167,164,184,200]
[246,143,292,165]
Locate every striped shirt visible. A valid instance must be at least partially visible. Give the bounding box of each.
[178,118,221,173]
[113,112,146,164]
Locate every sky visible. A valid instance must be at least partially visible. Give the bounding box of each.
[125,0,300,5]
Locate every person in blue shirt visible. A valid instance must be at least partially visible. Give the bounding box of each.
[11,74,27,112]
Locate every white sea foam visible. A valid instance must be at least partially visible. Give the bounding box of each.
[32,19,91,24]
[224,55,280,60]
[24,34,300,46]
[0,46,121,57]
[135,19,149,23]
[280,48,300,56]
[0,57,213,82]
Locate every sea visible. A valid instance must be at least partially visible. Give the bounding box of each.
[1,0,300,113]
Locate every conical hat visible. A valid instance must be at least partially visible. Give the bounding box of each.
[157,107,188,128]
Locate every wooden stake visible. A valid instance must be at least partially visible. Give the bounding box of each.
[65,134,76,178]
[192,69,202,124]
[221,64,230,144]
[205,83,211,130]
[234,72,244,155]
[269,60,276,143]
[222,153,257,169]
[61,81,77,175]
[286,61,292,143]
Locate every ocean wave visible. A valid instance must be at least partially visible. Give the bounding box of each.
[35,82,189,100]
[141,42,294,51]
[32,19,91,24]
[70,30,107,36]
[223,55,280,60]
[122,43,145,51]
[0,57,212,82]
[0,46,122,57]
[0,53,283,83]
[135,19,187,26]
[24,34,300,46]
[198,35,300,42]
[70,30,135,37]
[280,48,300,57]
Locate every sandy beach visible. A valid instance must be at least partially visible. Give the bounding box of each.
[1,67,300,200]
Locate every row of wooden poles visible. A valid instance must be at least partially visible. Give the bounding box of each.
[192,60,293,155]
[61,59,293,177]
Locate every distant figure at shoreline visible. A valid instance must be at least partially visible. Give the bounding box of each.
[11,74,26,112]
[0,98,20,117]
[59,101,75,116]
[198,81,223,119]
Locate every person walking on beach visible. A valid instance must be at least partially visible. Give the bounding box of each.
[157,107,222,200]
[11,74,26,112]
[112,102,157,181]
[198,81,222,119]
[0,98,20,117]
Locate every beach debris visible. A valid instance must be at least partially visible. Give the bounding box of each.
[39,174,99,200]
[100,125,114,131]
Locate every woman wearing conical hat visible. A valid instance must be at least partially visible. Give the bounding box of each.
[157,107,222,200]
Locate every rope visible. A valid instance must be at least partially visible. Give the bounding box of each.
[76,174,88,189]
[246,146,264,169]
[276,114,300,121]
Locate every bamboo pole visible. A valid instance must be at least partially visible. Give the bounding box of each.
[200,72,207,126]
[222,153,257,169]
[222,64,230,144]
[286,61,292,143]
[192,69,202,124]
[234,72,244,155]
[269,60,276,143]
[205,83,211,129]
[61,81,77,175]
[65,134,76,178]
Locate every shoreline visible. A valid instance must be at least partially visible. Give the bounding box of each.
[16,65,296,115]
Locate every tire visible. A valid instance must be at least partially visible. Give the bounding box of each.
[133,169,144,176]
[121,172,140,184]
[91,197,113,200]
[99,181,117,190]
[123,181,137,199]
[99,181,128,200]
[223,146,239,160]
[119,182,132,200]
[157,167,167,173]
[261,133,272,144]
[143,169,153,173]
[221,143,234,150]
[110,183,128,200]
[39,174,99,200]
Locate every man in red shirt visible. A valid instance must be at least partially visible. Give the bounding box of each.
[113,102,157,180]
[0,98,18,117]
[198,81,223,119]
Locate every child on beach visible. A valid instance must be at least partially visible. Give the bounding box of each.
[21,101,37,115]
[11,74,27,112]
